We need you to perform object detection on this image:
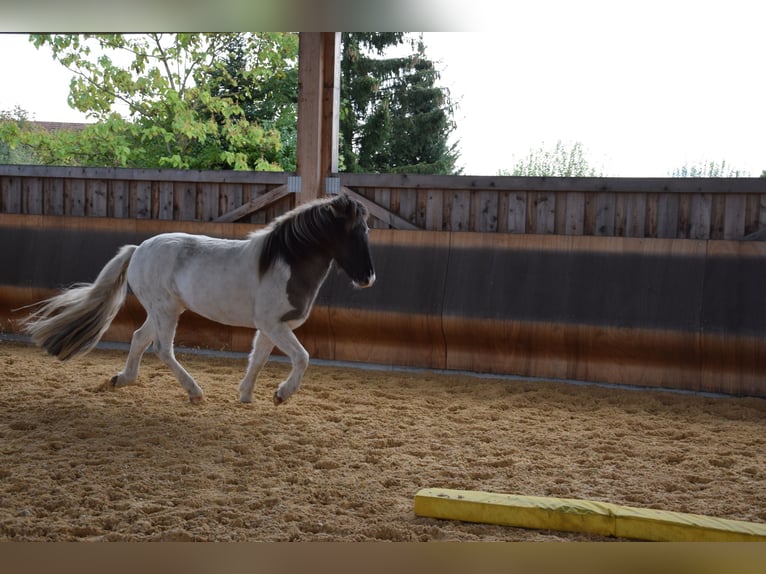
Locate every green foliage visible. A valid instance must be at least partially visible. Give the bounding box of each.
[340,33,461,175]
[25,33,294,170]
[6,33,460,174]
[499,141,604,177]
[203,33,299,171]
[670,159,749,177]
[0,106,40,164]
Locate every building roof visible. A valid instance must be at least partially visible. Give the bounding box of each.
[32,121,90,132]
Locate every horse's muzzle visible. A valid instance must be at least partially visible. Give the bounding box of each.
[353,273,376,289]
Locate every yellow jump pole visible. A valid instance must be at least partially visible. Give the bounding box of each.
[414,488,766,542]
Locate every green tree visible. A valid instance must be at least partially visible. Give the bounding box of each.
[202,33,299,171]
[0,106,40,164]
[500,141,604,177]
[340,33,460,174]
[670,159,749,177]
[27,33,289,170]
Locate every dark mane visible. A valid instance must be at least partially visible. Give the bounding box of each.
[258,195,364,276]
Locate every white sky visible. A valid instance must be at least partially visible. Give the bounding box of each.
[1,5,764,176]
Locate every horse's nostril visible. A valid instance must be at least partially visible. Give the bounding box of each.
[353,273,375,289]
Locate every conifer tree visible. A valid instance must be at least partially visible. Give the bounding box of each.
[340,33,460,174]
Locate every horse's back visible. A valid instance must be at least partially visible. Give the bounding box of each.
[126,232,267,327]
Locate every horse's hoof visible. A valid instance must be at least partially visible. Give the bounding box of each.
[94,376,118,393]
[189,394,205,405]
[273,392,284,406]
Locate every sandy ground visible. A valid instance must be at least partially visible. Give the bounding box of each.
[1,339,765,541]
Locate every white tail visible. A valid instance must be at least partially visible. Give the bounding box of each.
[20,245,138,360]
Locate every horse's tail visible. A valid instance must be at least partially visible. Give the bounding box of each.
[20,244,138,360]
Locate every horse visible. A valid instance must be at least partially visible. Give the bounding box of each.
[20,193,376,405]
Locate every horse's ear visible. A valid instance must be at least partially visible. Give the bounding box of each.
[328,195,368,229]
[328,194,354,219]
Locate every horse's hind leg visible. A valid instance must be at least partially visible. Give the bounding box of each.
[239,330,274,403]
[107,318,154,389]
[151,310,205,404]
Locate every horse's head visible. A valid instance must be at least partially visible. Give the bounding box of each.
[327,194,376,289]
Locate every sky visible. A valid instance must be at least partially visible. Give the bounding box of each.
[0,4,763,176]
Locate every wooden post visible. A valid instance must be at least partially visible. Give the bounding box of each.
[297,32,341,204]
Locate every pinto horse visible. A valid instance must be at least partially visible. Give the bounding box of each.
[21,194,376,405]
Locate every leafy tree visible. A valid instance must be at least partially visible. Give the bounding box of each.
[340,33,461,174]
[11,33,459,174]
[670,159,749,177]
[202,33,299,171]
[26,33,290,170]
[500,140,604,177]
[0,106,40,164]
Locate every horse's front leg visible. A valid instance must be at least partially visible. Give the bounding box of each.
[259,323,309,405]
[239,329,274,403]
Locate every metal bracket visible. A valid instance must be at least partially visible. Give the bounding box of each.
[324,177,341,195]
[287,176,301,194]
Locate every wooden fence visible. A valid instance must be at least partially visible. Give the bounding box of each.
[342,173,766,239]
[1,166,766,239]
[0,165,292,224]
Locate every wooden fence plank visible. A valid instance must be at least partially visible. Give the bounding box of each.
[534,192,555,235]
[86,179,108,217]
[22,178,42,215]
[624,192,647,238]
[677,194,692,238]
[744,194,760,236]
[472,191,498,232]
[425,189,444,231]
[709,194,726,239]
[198,182,219,221]
[689,193,712,239]
[131,181,152,219]
[496,192,508,233]
[43,178,64,216]
[65,179,86,216]
[615,193,627,237]
[565,192,585,235]
[174,182,197,221]
[109,180,129,219]
[373,187,392,229]
[506,191,526,234]
[0,165,288,186]
[240,184,264,224]
[449,190,470,232]
[657,194,679,238]
[594,193,616,236]
[723,193,746,240]
[218,183,242,222]
[645,193,658,238]
[415,189,427,229]
[398,189,418,227]
[1,177,21,214]
[554,192,567,235]
[155,181,174,220]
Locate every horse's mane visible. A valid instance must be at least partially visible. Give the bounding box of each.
[257,194,364,276]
